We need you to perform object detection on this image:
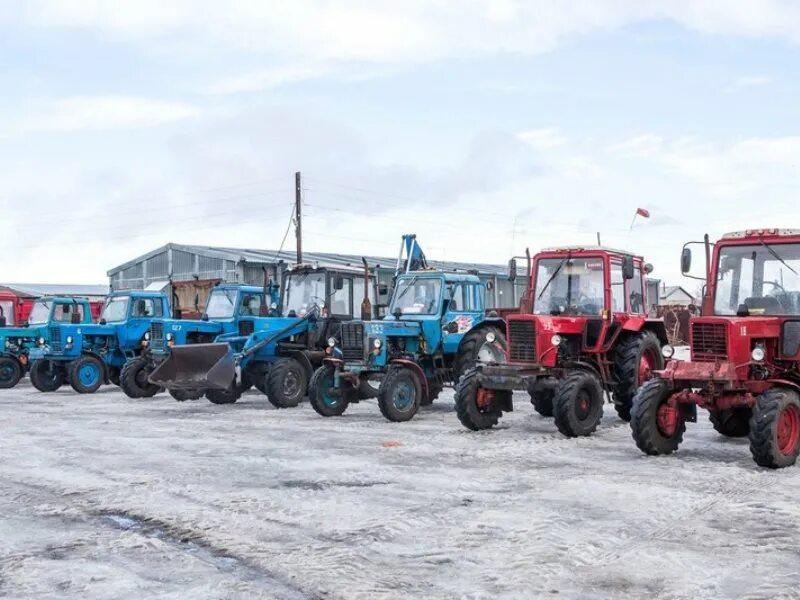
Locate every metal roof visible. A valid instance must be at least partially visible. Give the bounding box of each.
[0,283,110,297]
[107,242,513,277]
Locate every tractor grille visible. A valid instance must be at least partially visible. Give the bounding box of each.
[340,322,365,361]
[49,327,61,352]
[150,321,165,351]
[508,319,536,362]
[238,319,254,336]
[692,322,728,361]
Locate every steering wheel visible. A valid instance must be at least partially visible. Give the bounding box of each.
[764,281,787,295]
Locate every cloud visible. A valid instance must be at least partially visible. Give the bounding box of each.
[17,96,200,132]
[517,128,568,149]
[734,75,771,87]
[203,65,331,95]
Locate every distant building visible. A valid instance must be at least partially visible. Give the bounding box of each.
[107,243,529,317]
[0,283,108,302]
[660,285,696,307]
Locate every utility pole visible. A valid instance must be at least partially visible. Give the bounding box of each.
[295,171,303,264]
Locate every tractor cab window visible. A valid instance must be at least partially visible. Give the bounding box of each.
[238,293,264,316]
[391,277,442,315]
[131,297,163,318]
[444,283,477,313]
[102,296,130,322]
[610,263,626,313]
[533,258,605,316]
[330,277,352,316]
[206,288,239,319]
[283,271,326,317]
[52,302,84,323]
[0,300,14,326]
[714,243,800,316]
[28,301,52,325]
[629,266,645,314]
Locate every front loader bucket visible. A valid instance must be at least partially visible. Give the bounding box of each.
[148,343,236,390]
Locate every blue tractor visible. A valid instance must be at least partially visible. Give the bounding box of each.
[119,283,278,401]
[28,291,171,393]
[148,263,379,406]
[0,297,94,389]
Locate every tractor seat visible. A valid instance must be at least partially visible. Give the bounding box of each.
[744,296,782,315]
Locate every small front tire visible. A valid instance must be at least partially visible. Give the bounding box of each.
[69,355,104,394]
[553,370,604,437]
[309,365,352,417]
[120,357,160,399]
[29,360,64,392]
[454,367,507,431]
[266,358,307,408]
[749,388,800,469]
[630,378,685,455]
[0,357,23,389]
[378,367,422,422]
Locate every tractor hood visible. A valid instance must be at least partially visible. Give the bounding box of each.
[687,315,782,365]
[505,313,609,368]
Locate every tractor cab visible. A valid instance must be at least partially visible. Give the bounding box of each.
[505,247,657,369]
[631,229,800,469]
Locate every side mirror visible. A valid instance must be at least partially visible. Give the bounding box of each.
[334,275,344,291]
[393,308,402,320]
[681,248,692,274]
[622,256,635,280]
[193,294,200,311]
[99,318,107,325]
[644,263,654,274]
[201,313,209,322]
[508,258,518,282]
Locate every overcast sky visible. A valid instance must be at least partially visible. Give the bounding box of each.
[1,1,799,287]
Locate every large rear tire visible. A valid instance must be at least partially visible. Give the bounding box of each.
[266,358,307,408]
[68,355,104,394]
[709,407,751,437]
[749,388,800,469]
[453,326,507,385]
[613,332,663,422]
[29,359,64,392]
[553,370,604,437]
[206,387,241,404]
[120,357,160,399]
[454,367,506,431]
[630,378,685,455]
[0,357,23,389]
[309,365,352,417]
[378,366,422,422]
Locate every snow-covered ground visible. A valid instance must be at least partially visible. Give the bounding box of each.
[1,376,799,599]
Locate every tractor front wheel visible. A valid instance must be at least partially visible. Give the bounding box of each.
[613,332,663,422]
[530,389,554,417]
[29,359,64,392]
[553,370,604,437]
[169,389,204,402]
[0,357,23,389]
[120,357,160,399]
[709,407,751,437]
[454,367,506,431]
[630,378,685,455]
[378,366,422,422]
[749,388,800,469]
[69,355,104,394]
[309,365,352,417]
[266,358,308,408]
[206,387,241,405]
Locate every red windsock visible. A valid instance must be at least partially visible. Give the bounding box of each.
[636,208,650,218]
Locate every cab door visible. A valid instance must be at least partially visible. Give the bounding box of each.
[441,282,484,354]
[125,296,163,348]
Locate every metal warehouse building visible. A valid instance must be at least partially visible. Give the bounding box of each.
[107,243,529,317]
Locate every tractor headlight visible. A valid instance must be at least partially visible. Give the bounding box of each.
[327,337,336,347]
[751,347,766,362]
[37,337,45,346]
[144,332,151,341]
[271,302,278,310]
[66,336,73,345]
[4,340,10,349]
[662,345,675,359]
[551,334,562,347]
[485,331,496,344]
[373,338,382,349]
[166,333,174,341]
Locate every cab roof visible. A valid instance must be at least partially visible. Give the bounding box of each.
[214,284,264,293]
[722,229,800,239]
[107,290,167,299]
[38,296,92,303]
[397,270,481,283]
[538,246,641,259]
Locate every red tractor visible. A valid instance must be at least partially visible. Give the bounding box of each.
[455,246,667,436]
[631,229,800,469]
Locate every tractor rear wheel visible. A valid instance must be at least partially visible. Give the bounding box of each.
[107,367,121,387]
[553,370,604,437]
[454,367,507,431]
[69,355,104,394]
[120,357,160,399]
[453,326,507,385]
[169,389,204,402]
[613,332,663,422]
[266,358,307,408]
[378,366,422,422]
[206,387,241,404]
[709,407,751,437]
[630,378,685,455]
[0,357,23,389]
[309,365,353,417]
[530,389,554,417]
[749,388,800,469]
[29,359,64,392]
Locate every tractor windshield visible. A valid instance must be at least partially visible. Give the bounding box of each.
[390,277,442,315]
[206,289,238,319]
[28,301,52,325]
[101,296,130,323]
[282,272,326,317]
[0,300,14,326]
[533,257,605,316]
[714,243,800,316]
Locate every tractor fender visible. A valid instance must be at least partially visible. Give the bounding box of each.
[472,315,507,335]
[387,358,429,400]
[621,317,669,347]
[322,357,344,368]
[560,360,605,385]
[2,353,24,369]
[765,379,800,394]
